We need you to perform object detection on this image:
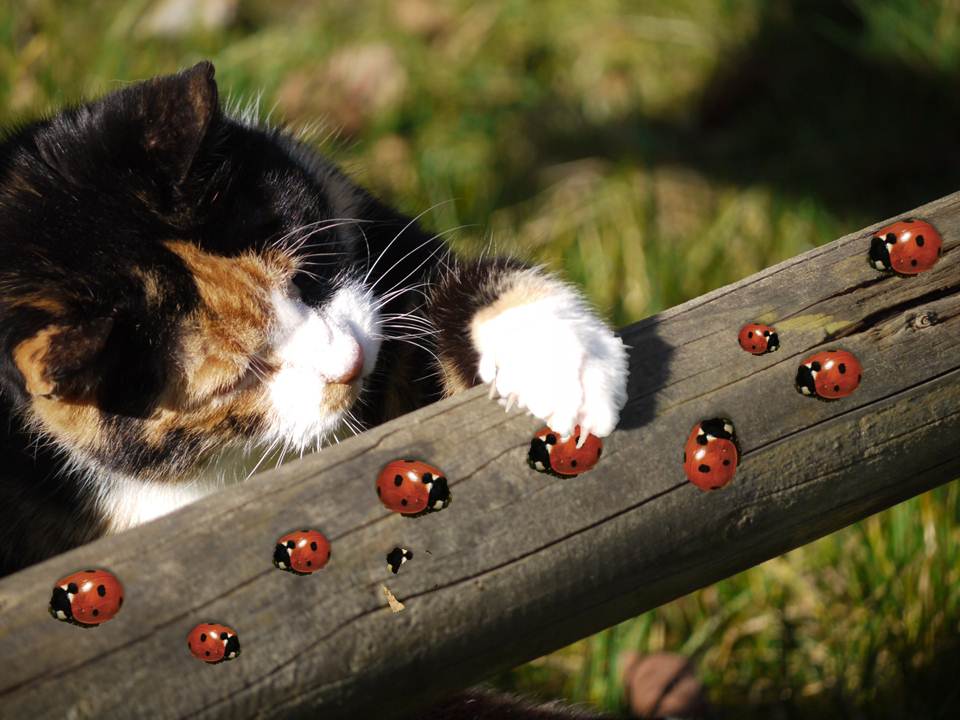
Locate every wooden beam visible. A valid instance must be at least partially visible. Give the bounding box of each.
[1,193,958,719]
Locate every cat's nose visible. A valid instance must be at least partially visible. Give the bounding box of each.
[326,342,364,385]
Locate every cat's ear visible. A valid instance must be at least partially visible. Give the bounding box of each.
[12,319,113,400]
[129,61,219,184]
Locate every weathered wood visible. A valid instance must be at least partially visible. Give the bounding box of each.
[0,192,958,719]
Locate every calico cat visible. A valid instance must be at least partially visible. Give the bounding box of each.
[0,61,628,578]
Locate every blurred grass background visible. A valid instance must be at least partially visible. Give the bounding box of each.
[3,0,960,717]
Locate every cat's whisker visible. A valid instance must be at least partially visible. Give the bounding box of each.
[361,200,455,286]
[245,438,281,482]
[371,225,472,298]
[270,217,368,252]
[372,283,433,311]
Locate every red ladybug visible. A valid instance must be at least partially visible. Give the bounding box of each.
[869,219,942,275]
[273,529,331,575]
[795,349,862,400]
[527,425,603,477]
[683,418,739,491]
[376,459,450,516]
[187,623,240,664]
[738,323,779,355]
[49,568,124,627]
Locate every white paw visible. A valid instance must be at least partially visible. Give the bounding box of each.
[472,280,629,438]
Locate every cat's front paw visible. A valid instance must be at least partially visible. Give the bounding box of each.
[472,282,629,439]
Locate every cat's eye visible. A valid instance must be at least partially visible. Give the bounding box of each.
[208,356,268,399]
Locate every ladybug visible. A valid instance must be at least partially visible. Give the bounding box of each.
[273,529,331,575]
[187,623,240,664]
[737,323,779,355]
[386,547,413,574]
[527,425,603,477]
[868,219,942,275]
[376,459,450,516]
[49,568,124,627]
[682,418,739,491]
[795,349,862,400]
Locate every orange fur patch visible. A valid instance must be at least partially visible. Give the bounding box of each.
[13,327,58,396]
[165,241,288,403]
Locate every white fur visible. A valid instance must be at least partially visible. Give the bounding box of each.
[97,474,214,533]
[264,282,380,450]
[472,277,629,438]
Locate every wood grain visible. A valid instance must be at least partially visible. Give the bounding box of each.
[0,193,958,719]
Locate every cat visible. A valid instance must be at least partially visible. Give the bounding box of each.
[0,59,635,720]
[0,61,628,579]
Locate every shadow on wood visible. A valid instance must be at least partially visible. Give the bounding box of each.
[0,193,958,719]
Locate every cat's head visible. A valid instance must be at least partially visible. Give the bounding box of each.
[0,62,420,483]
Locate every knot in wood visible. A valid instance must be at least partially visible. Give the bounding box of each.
[911,311,939,330]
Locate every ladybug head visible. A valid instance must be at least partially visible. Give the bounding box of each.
[224,634,241,660]
[49,586,74,622]
[273,543,292,570]
[765,331,780,352]
[795,364,817,396]
[699,418,735,441]
[527,436,554,473]
[868,234,893,271]
[427,476,451,511]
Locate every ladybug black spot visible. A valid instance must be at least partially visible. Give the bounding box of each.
[886,232,896,244]
[205,651,210,657]
[751,344,757,350]
[811,361,821,371]
[92,609,99,617]
[916,235,925,247]
[834,385,841,392]
[287,540,295,549]
[306,560,312,567]
[188,641,191,648]
[574,436,580,445]
[97,584,106,597]
[570,460,578,468]
[67,582,78,594]
[422,472,433,484]
[546,434,557,445]
[696,434,708,446]
[200,633,207,642]
[394,474,403,487]
[911,259,918,267]
[310,541,318,551]
[698,464,711,473]
[747,331,753,338]
[400,498,408,507]
[838,363,847,374]
[723,459,731,466]
[763,330,771,337]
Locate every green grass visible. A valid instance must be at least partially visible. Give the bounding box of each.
[3,1,959,716]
